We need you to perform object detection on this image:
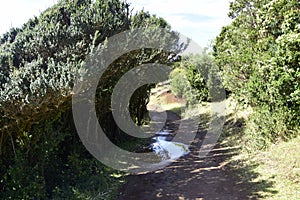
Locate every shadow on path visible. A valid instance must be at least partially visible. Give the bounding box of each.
[117,111,276,200]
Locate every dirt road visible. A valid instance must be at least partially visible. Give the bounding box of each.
[117,111,258,200]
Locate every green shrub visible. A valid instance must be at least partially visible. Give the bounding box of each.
[214,0,300,148]
[170,50,222,105]
[0,0,184,198]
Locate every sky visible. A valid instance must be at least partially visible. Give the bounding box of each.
[0,0,231,47]
[129,0,231,47]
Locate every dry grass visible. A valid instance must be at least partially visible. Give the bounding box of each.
[222,97,300,199]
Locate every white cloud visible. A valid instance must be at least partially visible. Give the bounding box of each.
[130,0,229,16]
[129,0,232,47]
[0,0,57,34]
[0,0,231,47]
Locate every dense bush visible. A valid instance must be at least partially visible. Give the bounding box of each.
[0,0,183,198]
[170,50,221,105]
[169,66,197,105]
[214,0,300,148]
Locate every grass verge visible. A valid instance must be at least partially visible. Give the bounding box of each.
[221,97,300,199]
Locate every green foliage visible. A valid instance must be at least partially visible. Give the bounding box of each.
[0,0,183,198]
[184,51,215,102]
[170,50,221,105]
[214,0,300,148]
[170,67,190,99]
[0,108,125,199]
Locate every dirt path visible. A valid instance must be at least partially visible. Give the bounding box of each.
[117,111,257,200]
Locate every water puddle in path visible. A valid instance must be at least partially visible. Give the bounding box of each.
[151,131,190,161]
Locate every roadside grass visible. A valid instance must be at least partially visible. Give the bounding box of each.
[222,135,300,199]
[221,97,300,199]
[256,136,300,199]
[88,168,126,200]
[51,161,126,200]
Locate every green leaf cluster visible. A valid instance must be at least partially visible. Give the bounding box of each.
[170,50,222,106]
[214,0,300,147]
[0,0,183,198]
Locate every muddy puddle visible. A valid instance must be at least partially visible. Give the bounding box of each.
[151,130,190,160]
